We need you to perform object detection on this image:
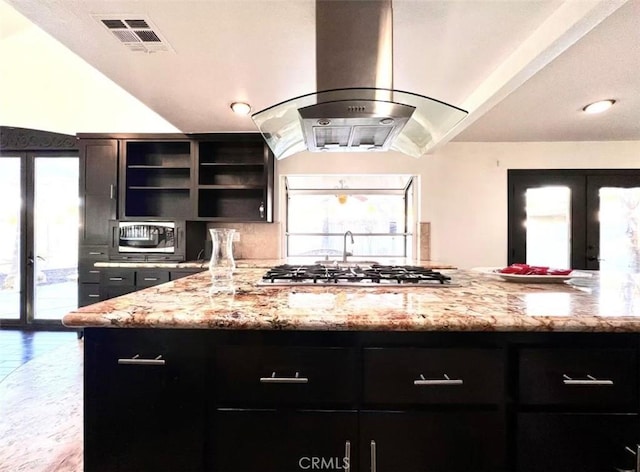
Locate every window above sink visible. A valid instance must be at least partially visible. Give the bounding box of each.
[284,174,417,263]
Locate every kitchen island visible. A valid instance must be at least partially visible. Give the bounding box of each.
[64,268,640,472]
[64,268,640,332]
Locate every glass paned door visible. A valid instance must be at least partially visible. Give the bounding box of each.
[509,170,640,271]
[586,176,640,271]
[33,157,79,319]
[0,158,21,320]
[525,187,571,268]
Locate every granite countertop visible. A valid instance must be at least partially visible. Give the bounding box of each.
[95,259,456,269]
[63,268,640,332]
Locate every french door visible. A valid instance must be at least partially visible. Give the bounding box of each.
[508,170,640,271]
[0,152,79,328]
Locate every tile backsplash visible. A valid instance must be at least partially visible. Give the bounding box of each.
[205,222,430,261]
[206,222,282,259]
[419,222,431,261]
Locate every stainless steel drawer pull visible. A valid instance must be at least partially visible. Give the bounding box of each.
[117,354,165,366]
[89,270,100,274]
[143,277,159,281]
[88,252,103,255]
[259,371,309,384]
[88,294,100,298]
[414,373,464,386]
[370,440,377,472]
[344,440,351,472]
[562,374,614,386]
[109,277,124,281]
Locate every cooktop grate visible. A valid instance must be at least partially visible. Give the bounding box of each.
[260,264,453,286]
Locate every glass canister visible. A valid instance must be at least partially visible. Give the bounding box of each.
[208,228,236,294]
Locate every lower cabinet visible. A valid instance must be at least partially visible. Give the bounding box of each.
[82,329,640,472]
[212,410,357,472]
[517,413,639,471]
[84,329,206,472]
[360,411,506,471]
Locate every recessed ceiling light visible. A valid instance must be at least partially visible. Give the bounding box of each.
[582,99,615,114]
[230,102,251,115]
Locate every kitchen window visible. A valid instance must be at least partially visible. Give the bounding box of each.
[508,169,640,271]
[285,175,416,261]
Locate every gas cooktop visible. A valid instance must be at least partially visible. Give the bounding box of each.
[258,264,454,287]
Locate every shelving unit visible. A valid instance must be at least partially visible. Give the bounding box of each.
[196,135,272,221]
[123,141,193,218]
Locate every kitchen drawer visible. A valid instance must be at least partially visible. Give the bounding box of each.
[100,269,135,286]
[79,263,102,283]
[363,348,504,405]
[80,245,109,261]
[518,348,637,407]
[79,283,102,306]
[215,345,357,406]
[136,270,169,288]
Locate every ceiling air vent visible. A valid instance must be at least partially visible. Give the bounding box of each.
[92,15,174,53]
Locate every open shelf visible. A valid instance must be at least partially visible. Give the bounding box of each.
[124,140,192,218]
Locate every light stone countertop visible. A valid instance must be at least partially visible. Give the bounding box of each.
[63,268,640,332]
[94,259,457,269]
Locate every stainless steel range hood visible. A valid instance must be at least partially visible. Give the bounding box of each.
[251,0,468,159]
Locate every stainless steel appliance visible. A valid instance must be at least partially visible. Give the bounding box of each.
[116,221,176,253]
[259,264,455,287]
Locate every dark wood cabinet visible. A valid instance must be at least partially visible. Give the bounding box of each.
[196,134,273,222]
[79,139,118,244]
[84,328,206,472]
[83,330,640,472]
[78,139,118,307]
[361,411,507,471]
[121,139,193,218]
[517,413,639,471]
[212,410,357,472]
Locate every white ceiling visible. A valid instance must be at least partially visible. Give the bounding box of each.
[3,0,639,147]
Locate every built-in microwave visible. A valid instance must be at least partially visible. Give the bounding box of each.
[109,220,207,261]
[116,221,176,253]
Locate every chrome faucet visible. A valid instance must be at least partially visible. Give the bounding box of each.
[342,230,354,262]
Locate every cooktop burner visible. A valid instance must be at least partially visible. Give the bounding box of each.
[259,264,454,287]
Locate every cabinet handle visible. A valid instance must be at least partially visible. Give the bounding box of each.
[414,373,463,386]
[344,440,351,472]
[370,440,377,472]
[88,294,100,298]
[621,444,640,472]
[562,374,613,386]
[109,277,124,281]
[110,184,115,199]
[89,270,100,274]
[143,277,159,281]
[259,371,308,384]
[88,252,103,256]
[117,354,165,366]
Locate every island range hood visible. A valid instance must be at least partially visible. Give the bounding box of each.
[251,0,468,159]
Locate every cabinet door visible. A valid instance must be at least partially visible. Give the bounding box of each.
[212,410,357,472]
[360,411,507,471]
[517,413,639,472]
[84,328,205,472]
[79,139,118,244]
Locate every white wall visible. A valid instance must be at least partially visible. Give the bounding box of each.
[0,1,178,135]
[276,141,640,269]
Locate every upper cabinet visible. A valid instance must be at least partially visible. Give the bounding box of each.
[121,139,193,219]
[196,134,273,222]
[79,139,119,244]
[101,133,274,221]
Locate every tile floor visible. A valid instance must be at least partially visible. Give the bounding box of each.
[0,330,83,472]
[0,330,78,381]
